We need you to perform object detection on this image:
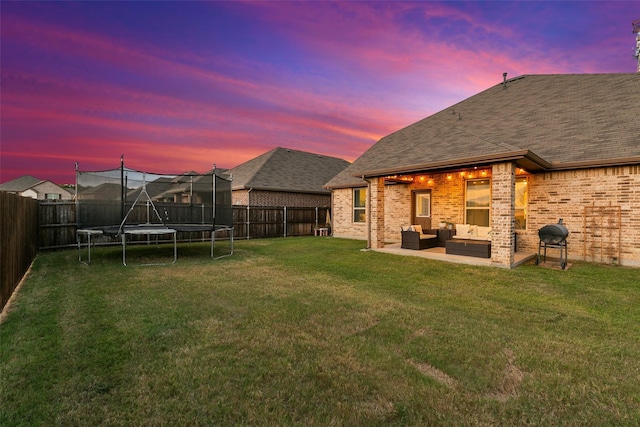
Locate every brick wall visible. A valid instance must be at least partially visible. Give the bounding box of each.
[233,189,330,208]
[369,178,385,248]
[490,162,515,268]
[233,189,250,205]
[331,187,367,240]
[519,165,640,267]
[382,184,411,240]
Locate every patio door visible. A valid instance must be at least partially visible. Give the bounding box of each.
[412,190,432,230]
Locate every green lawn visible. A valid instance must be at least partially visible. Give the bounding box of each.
[1,237,639,426]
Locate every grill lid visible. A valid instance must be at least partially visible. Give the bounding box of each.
[538,219,569,245]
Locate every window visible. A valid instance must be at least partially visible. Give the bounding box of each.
[353,188,366,223]
[465,179,490,226]
[515,177,527,230]
[45,193,61,200]
[415,192,431,217]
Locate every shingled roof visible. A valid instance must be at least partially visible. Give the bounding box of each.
[325,73,640,189]
[229,147,350,194]
[0,175,44,191]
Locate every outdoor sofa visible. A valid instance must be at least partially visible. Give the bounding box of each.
[445,224,492,258]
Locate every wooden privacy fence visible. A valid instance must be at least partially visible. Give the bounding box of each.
[234,206,329,240]
[1,192,39,311]
[38,202,331,249]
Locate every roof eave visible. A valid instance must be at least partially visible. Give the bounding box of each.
[358,150,552,178]
[233,185,330,195]
[323,182,367,190]
[549,156,640,171]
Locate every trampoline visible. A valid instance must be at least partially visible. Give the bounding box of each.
[76,157,233,265]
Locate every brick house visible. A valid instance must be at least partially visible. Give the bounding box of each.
[229,147,349,208]
[0,175,73,200]
[325,74,640,268]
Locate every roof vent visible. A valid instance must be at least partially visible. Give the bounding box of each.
[503,72,508,89]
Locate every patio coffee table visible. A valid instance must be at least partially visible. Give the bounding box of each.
[445,239,491,258]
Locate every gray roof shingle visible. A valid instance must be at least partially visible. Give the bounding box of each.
[230,147,350,194]
[0,175,44,192]
[326,74,640,188]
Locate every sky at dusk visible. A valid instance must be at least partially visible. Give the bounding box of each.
[1,1,637,184]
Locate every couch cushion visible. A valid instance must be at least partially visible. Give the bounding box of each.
[455,224,477,239]
[454,224,492,241]
[412,225,423,234]
[476,226,491,240]
[455,224,470,237]
[420,234,437,240]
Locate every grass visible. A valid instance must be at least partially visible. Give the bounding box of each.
[1,237,639,426]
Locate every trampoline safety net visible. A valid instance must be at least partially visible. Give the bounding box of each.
[76,164,232,235]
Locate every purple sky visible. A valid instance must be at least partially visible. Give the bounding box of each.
[1,1,637,184]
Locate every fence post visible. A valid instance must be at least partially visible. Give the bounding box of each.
[246,205,250,240]
[283,206,287,238]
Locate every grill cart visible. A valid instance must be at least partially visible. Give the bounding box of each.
[535,219,569,269]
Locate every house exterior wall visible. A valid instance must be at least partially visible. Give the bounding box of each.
[382,184,411,240]
[22,182,73,200]
[233,189,250,205]
[331,164,640,267]
[517,165,640,267]
[331,187,368,240]
[233,189,330,207]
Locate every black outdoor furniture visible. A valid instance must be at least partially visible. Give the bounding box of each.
[401,228,438,250]
[445,239,491,258]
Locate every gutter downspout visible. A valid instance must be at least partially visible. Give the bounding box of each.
[364,176,371,249]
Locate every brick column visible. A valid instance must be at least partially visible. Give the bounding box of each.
[491,162,515,268]
[368,177,385,249]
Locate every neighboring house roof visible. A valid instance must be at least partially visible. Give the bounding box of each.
[129,177,176,200]
[230,147,350,194]
[151,172,226,200]
[78,182,123,200]
[325,73,640,189]
[0,175,73,198]
[0,175,44,192]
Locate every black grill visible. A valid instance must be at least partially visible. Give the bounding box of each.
[536,219,569,269]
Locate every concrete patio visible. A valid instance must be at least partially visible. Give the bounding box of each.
[374,243,536,268]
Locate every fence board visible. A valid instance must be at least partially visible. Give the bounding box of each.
[1,192,39,310]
